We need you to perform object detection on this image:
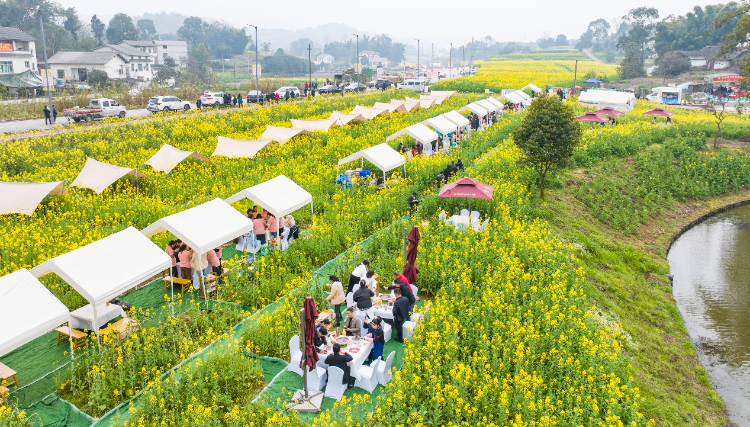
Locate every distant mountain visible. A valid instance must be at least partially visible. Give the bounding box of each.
[131,12,234,35]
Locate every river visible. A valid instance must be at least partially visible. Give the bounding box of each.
[669,204,750,426]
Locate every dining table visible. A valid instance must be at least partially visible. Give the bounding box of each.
[70,302,124,331]
[447,215,482,231]
[316,335,373,380]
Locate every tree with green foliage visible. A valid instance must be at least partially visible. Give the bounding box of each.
[617,7,660,79]
[274,48,285,56]
[716,0,750,82]
[136,19,157,40]
[657,51,691,76]
[511,93,581,199]
[91,14,105,46]
[263,54,306,75]
[556,34,568,46]
[290,38,314,57]
[654,3,741,57]
[156,56,178,83]
[177,16,206,48]
[191,43,211,72]
[63,8,80,40]
[86,69,109,87]
[106,13,138,44]
[204,22,249,57]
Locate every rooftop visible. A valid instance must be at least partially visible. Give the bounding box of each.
[95,43,155,58]
[0,27,36,42]
[48,51,126,65]
[122,40,155,47]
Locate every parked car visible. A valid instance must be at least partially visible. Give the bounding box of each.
[76,84,92,90]
[344,82,367,93]
[63,98,126,122]
[398,79,425,91]
[199,92,225,108]
[247,90,266,103]
[375,79,392,89]
[318,84,341,95]
[366,80,377,88]
[147,96,191,113]
[274,86,301,98]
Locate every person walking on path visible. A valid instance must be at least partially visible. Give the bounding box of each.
[51,105,58,124]
[43,105,51,125]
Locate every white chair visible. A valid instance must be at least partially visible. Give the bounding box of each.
[346,292,355,308]
[288,335,304,376]
[479,218,489,232]
[412,285,419,301]
[376,352,396,385]
[356,313,368,338]
[438,211,447,222]
[382,322,392,342]
[460,209,470,217]
[402,321,416,340]
[306,365,328,391]
[354,358,381,393]
[470,211,480,218]
[324,366,346,401]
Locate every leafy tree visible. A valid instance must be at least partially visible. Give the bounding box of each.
[617,7,660,79]
[511,93,581,199]
[261,42,272,54]
[716,0,750,82]
[177,16,206,48]
[136,19,157,40]
[156,56,178,83]
[106,13,138,44]
[275,48,285,56]
[63,8,81,40]
[657,51,691,76]
[576,19,611,50]
[263,54,306,75]
[91,14,105,45]
[87,69,109,87]
[204,22,249,57]
[654,4,741,56]
[556,34,568,46]
[191,43,211,72]
[290,38,314,57]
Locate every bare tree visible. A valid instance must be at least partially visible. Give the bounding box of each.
[707,100,727,149]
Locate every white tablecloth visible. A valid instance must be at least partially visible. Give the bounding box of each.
[447,215,481,231]
[70,303,124,330]
[317,337,372,380]
[373,304,394,320]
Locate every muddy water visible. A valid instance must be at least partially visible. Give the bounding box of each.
[668,204,750,426]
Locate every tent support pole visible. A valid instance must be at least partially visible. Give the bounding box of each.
[67,321,75,363]
[201,267,208,310]
[311,200,314,226]
[170,270,175,317]
[93,304,100,346]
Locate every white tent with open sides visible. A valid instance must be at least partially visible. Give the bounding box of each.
[290,119,339,133]
[0,181,67,216]
[442,111,471,128]
[386,123,439,146]
[0,269,70,357]
[259,126,310,145]
[350,105,388,119]
[212,136,272,159]
[145,143,210,174]
[71,158,148,194]
[578,90,635,112]
[485,97,505,110]
[337,143,406,178]
[30,227,171,340]
[475,99,499,112]
[460,102,489,117]
[225,175,314,225]
[329,111,366,125]
[423,116,458,136]
[500,90,532,106]
[522,83,542,93]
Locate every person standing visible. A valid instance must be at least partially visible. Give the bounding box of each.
[43,105,51,125]
[196,98,202,109]
[207,247,221,276]
[348,260,370,294]
[343,307,362,337]
[392,287,409,343]
[177,244,192,282]
[253,213,266,246]
[284,90,290,102]
[166,241,178,277]
[304,82,309,96]
[353,282,375,318]
[408,192,419,213]
[364,317,385,362]
[51,105,58,124]
[232,95,237,107]
[237,93,243,108]
[326,275,346,327]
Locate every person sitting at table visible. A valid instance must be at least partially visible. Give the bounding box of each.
[252,213,266,246]
[392,288,410,343]
[268,213,279,239]
[315,326,329,351]
[207,247,221,277]
[354,280,376,318]
[325,343,354,388]
[364,317,385,363]
[344,306,362,337]
[362,270,378,293]
[177,244,192,282]
[316,318,331,335]
[166,241,178,277]
[326,275,346,327]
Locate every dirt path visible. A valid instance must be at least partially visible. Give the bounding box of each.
[582,48,604,64]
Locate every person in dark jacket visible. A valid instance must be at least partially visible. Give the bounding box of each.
[456,159,464,170]
[353,282,375,317]
[325,343,354,387]
[51,105,58,123]
[196,98,202,109]
[392,288,409,343]
[408,192,419,213]
[43,105,51,125]
[386,280,415,315]
[314,326,328,351]
[436,171,445,187]
[343,307,362,337]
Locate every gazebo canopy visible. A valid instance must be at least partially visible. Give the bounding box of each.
[225,175,313,219]
[584,77,602,84]
[522,83,542,93]
[475,99,499,112]
[211,136,271,159]
[374,101,407,113]
[0,269,70,356]
[71,157,147,194]
[329,111,366,125]
[500,91,530,104]
[31,227,171,307]
[399,99,422,112]
[141,198,253,256]
[0,181,67,216]
[423,116,458,135]
[350,105,388,119]
[259,126,310,145]
[290,118,338,133]
[460,102,489,116]
[420,94,448,105]
[485,97,504,109]
[145,143,209,174]
[385,123,439,145]
[429,90,457,99]
[338,143,406,176]
[406,97,434,108]
[441,111,471,128]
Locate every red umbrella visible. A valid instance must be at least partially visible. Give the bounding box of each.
[302,297,319,372]
[438,177,494,212]
[642,108,675,117]
[575,112,607,122]
[402,226,420,286]
[592,107,625,117]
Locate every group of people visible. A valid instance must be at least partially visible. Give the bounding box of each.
[436,160,463,187]
[303,81,319,96]
[165,239,223,287]
[42,105,58,125]
[245,206,299,247]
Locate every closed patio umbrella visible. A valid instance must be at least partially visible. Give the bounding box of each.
[402,226,420,286]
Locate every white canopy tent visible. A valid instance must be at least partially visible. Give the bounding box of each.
[441,111,471,128]
[385,123,439,146]
[501,90,532,106]
[211,136,272,159]
[475,99,499,112]
[329,111,366,125]
[71,158,148,195]
[522,83,542,93]
[578,90,636,112]
[337,143,406,179]
[423,116,458,136]
[290,119,339,133]
[259,126,310,145]
[460,102,490,117]
[0,181,67,216]
[145,143,209,174]
[373,102,407,113]
[0,269,71,357]
[485,97,505,110]
[350,105,388,119]
[31,227,171,340]
[225,175,313,227]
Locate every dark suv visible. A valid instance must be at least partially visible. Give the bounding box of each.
[375,79,392,89]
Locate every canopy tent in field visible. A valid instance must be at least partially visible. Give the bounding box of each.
[423,116,458,136]
[31,227,171,340]
[337,143,406,178]
[329,111,366,125]
[642,108,675,117]
[428,90,457,99]
[373,101,407,113]
[406,97,435,109]
[290,118,339,133]
[225,174,314,225]
[145,143,209,174]
[484,97,505,110]
[583,77,602,84]
[71,157,148,194]
[259,126,310,145]
[575,112,607,123]
[522,83,542,93]
[386,123,439,146]
[441,110,471,128]
[420,94,448,105]
[0,181,67,216]
[350,105,388,119]
[500,90,531,105]
[459,102,489,117]
[399,99,422,112]
[578,90,635,112]
[0,269,70,357]
[211,136,272,159]
[475,99,499,112]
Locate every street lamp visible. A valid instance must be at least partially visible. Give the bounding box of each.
[30,7,53,125]
[352,33,359,89]
[413,38,419,81]
[247,25,259,102]
[447,42,452,79]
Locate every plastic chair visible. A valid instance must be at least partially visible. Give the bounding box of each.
[324,366,346,401]
[460,209,470,217]
[402,321,416,340]
[346,292,354,308]
[376,352,396,385]
[412,285,419,301]
[306,365,328,391]
[470,211,480,218]
[355,313,367,338]
[480,219,489,232]
[354,358,381,393]
[438,211,447,222]
[382,322,392,342]
[288,335,304,376]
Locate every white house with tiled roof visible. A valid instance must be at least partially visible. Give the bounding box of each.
[0,27,37,75]
[94,43,155,80]
[47,51,129,81]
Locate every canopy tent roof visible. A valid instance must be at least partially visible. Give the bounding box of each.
[386,123,439,145]
[522,83,542,93]
[0,181,67,216]
[31,227,171,307]
[642,108,675,117]
[338,143,406,174]
[290,118,338,133]
[500,90,529,104]
[145,143,209,174]
[225,175,312,218]
[475,99,499,112]
[211,136,271,159]
[428,90,457,99]
[441,111,471,128]
[0,269,70,357]
[575,112,607,122]
[329,111,366,125]
[373,101,407,113]
[420,94,448,105]
[583,77,602,84]
[423,116,458,135]
[259,126,310,145]
[0,70,43,88]
[71,157,147,195]
[459,102,490,116]
[484,97,505,109]
[350,105,388,119]
[578,90,635,112]
[399,99,422,112]
[406,97,435,109]
[141,198,254,255]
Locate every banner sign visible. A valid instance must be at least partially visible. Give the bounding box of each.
[0,42,13,52]
[252,64,261,78]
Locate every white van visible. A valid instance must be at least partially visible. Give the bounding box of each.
[646,87,682,105]
[398,79,424,91]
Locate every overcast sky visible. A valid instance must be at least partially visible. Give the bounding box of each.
[59,0,722,45]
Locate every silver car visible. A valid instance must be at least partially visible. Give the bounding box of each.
[147,96,191,112]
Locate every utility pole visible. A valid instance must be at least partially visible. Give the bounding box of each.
[352,33,359,88]
[573,59,578,97]
[221,54,224,72]
[247,25,259,98]
[308,44,312,94]
[414,38,419,80]
[448,42,452,79]
[36,7,53,125]
[431,43,434,73]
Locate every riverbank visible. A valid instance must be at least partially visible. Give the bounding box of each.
[542,153,750,426]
